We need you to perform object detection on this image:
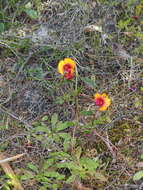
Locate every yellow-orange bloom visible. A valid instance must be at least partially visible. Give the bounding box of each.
[58,58,76,79]
[94,93,111,111]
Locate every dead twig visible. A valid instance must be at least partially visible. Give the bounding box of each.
[72,180,92,190]
[0,105,32,129]
[93,130,118,159]
[0,152,25,190]
[0,153,26,164]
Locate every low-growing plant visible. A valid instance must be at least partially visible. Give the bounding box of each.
[133,154,143,181]
[20,114,107,189]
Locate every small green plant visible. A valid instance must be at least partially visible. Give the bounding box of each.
[31,113,73,151]
[56,146,107,183]
[20,114,107,189]
[133,170,143,181]
[133,154,143,181]
[21,148,106,189]
[24,2,38,20]
[0,0,41,33]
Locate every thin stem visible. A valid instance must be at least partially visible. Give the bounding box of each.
[71,65,79,151]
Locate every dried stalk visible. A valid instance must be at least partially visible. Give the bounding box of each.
[0,153,25,164]
[0,152,25,190]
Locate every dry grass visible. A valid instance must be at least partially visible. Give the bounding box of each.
[0,0,143,189]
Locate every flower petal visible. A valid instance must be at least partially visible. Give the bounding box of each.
[94,93,101,99]
[58,60,66,75]
[58,58,76,77]
[99,105,108,111]
[99,98,111,111]
[102,93,109,98]
[63,58,76,69]
[94,93,111,111]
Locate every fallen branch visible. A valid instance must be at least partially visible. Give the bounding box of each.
[93,130,118,159]
[0,153,26,164]
[0,105,32,130]
[0,152,25,190]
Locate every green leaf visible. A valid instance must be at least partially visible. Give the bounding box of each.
[49,151,71,159]
[20,171,35,180]
[58,132,71,151]
[52,184,58,189]
[3,185,11,190]
[52,133,61,143]
[56,121,72,132]
[42,159,54,170]
[67,162,82,171]
[63,137,71,152]
[80,110,93,116]
[133,170,143,181]
[74,146,82,162]
[39,185,50,190]
[93,115,111,125]
[80,157,99,172]
[57,161,80,171]
[51,113,58,126]
[28,67,44,79]
[0,23,4,33]
[25,9,38,19]
[66,175,76,183]
[141,154,143,159]
[56,162,69,169]
[34,125,50,133]
[27,163,38,173]
[42,116,49,121]
[81,77,97,89]
[25,2,32,9]
[58,132,71,140]
[36,175,51,183]
[43,171,65,180]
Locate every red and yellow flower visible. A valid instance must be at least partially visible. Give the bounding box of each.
[94,93,111,111]
[58,58,76,79]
